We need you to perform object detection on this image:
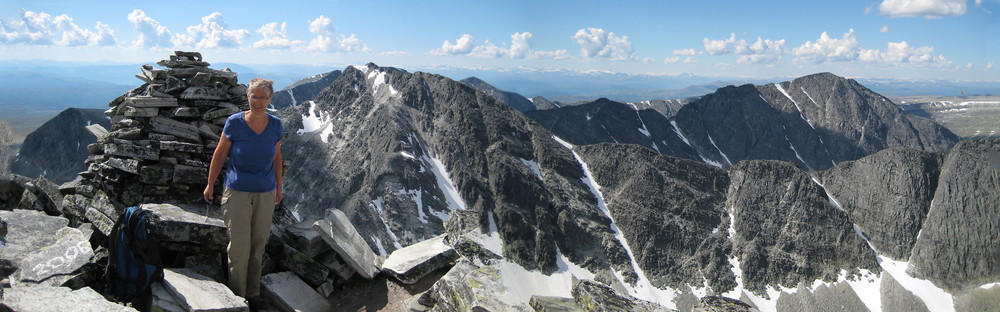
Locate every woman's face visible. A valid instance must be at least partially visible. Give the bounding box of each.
[248,88,271,112]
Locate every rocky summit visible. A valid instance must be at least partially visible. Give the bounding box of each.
[1,52,997,312]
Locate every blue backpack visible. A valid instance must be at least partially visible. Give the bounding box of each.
[106,206,163,300]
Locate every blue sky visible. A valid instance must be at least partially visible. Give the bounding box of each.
[0,0,997,80]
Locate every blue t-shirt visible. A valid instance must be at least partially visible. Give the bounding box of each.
[223,112,283,192]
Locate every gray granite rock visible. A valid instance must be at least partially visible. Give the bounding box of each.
[570,279,674,312]
[181,86,229,101]
[128,96,180,108]
[151,281,187,312]
[150,116,201,143]
[313,209,379,279]
[880,272,930,312]
[909,138,1000,292]
[284,220,329,258]
[143,203,227,251]
[278,243,329,287]
[775,282,868,312]
[429,259,528,311]
[0,210,69,274]
[104,141,160,161]
[529,295,584,312]
[691,296,758,312]
[381,234,457,284]
[2,285,137,312]
[161,268,248,312]
[15,227,94,284]
[261,271,332,312]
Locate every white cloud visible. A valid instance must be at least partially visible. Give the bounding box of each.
[684,56,698,64]
[672,48,699,56]
[0,10,118,46]
[880,25,891,33]
[987,62,994,71]
[792,29,860,63]
[703,33,736,55]
[305,15,335,52]
[878,0,967,18]
[252,22,302,50]
[430,32,565,59]
[128,9,171,48]
[377,50,410,57]
[859,41,951,66]
[530,49,570,60]
[338,34,370,52]
[664,56,680,64]
[572,27,636,61]
[172,12,249,49]
[735,37,786,64]
[510,32,531,59]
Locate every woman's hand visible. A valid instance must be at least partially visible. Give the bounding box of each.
[275,187,282,205]
[203,184,214,203]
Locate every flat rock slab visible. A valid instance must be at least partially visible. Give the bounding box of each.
[151,281,187,312]
[0,210,69,272]
[529,295,584,312]
[2,285,137,312]
[381,234,457,284]
[162,268,248,312]
[16,227,94,283]
[313,209,379,279]
[143,203,228,251]
[261,271,332,312]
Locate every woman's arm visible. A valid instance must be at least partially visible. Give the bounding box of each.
[273,141,283,205]
[203,134,232,203]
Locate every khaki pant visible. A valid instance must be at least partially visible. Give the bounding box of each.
[221,187,275,298]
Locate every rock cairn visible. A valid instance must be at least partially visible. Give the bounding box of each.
[83,51,247,206]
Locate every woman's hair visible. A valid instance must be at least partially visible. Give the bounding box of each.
[247,78,274,98]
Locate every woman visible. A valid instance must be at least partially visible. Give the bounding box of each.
[203,78,283,305]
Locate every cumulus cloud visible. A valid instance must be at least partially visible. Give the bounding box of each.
[987,62,994,71]
[430,32,566,59]
[859,41,951,66]
[735,37,786,64]
[673,48,699,56]
[338,34,369,52]
[172,12,249,49]
[684,57,698,64]
[878,0,967,18]
[128,9,171,47]
[572,27,636,61]
[377,50,410,57]
[664,56,680,64]
[301,15,367,53]
[252,22,302,50]
[792,29,860,63]
[0,10,118,46]
[880,25,891,33]
[703,33,736,55]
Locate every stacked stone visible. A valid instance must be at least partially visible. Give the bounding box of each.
[83,51,247,206]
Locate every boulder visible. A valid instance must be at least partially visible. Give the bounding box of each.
[14,227,94,284]
[151,281,187,312]
[570,279,673,312]
[0,177,26,209]
[161,268,248,312]
[261,271,332,312]
[143,203,227,251]
[85,207,114,237]
[1,285,137,312]
[284,220,328,258]
[691,296,758,312]
[313,209,380,279]
[381,234,458,284]
[278,244,329,287]
[0,210,69,275]
[429,260,527,311]
[530,295,584,312]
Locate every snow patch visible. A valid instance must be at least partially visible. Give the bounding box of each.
[370,70,399,96]
[801,87,818,106]
[422,153,466,222]
[288,89,297,106]
[518,158,543,181]
[400,151,416,159]
[494,246,598,307]
[400,188,427,224]
[352,64,370,74]
[670,121,691,146]
[784,132,814,172]
[371,235,388,256]
[706,134,733,167]
[552,135,574,149]
[980,282,1000,289]
[879,256,954,312]
[636,110,651,138]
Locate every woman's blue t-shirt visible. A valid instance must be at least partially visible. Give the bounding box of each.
[223,112,283,192]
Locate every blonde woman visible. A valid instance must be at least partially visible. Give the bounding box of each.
[204,78,283,307]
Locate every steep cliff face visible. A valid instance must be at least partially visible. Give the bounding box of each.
[819,148,943,260]
[460,77,536,112]
[269,70,342,110]
[11,108,110,184]
[908,138,1000,292]
[726,160,880,293]
[575,143,730,289]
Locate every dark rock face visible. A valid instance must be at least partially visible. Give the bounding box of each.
[880,273,930,312]
[774,282,868,312]
[270,70,342,110]
[0,120,11,178]
[575,143,729,289]
[525,98,700,162]
[908,138,1000,292]
[819,148,943,260]
[628,99,689,119]
[530,96,563,110]
[278,64,629,276]
[10,108,110,184]
[726,160,879,294]
[460,77,536,112]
